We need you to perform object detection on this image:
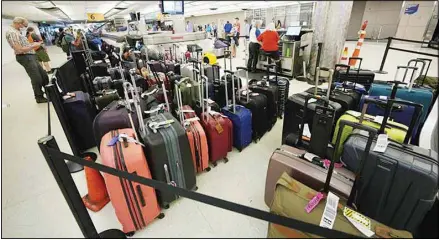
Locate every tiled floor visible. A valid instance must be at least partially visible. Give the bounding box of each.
[1,40,437,238]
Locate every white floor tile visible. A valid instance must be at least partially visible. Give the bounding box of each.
[1,40,437,238]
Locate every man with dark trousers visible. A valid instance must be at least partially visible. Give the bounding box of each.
[5,17,49,103]
[247,20,262,72]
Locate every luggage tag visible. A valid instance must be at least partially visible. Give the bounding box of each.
[343,207,374,237]
[373,134,389,153]
[319,192,339,229]
[107,133,144,147]
[321,159,345,169]
[305,192,326,213]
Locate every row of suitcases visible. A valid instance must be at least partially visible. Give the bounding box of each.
[266,59,438,236]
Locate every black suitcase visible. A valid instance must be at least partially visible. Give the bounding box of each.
[95,89,120,110]
[282,92,343,145]
[63,91,97,151]
[336,57,375,91]
[90,62,110,77]
[262,69,290,118]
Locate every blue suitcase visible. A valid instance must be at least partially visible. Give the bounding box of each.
[369,65,434,125]
[221,71,252,151]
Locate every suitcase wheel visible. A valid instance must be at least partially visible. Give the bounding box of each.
[163,203,170,209]
[194,186,198,191]
[205,167,211,172]
[238,148,242,152]
[157,213,165,219]
[125,231,135,237]
[224,157,229,163]
[212,162,218,167]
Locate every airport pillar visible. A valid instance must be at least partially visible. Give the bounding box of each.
[309,1,353,77]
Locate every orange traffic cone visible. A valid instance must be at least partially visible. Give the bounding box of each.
[349,20,368,66]
[340,47,349,65]
[82,156,110,212]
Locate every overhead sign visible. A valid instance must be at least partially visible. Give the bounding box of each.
[404,4,419,15]
[87,13,105,21]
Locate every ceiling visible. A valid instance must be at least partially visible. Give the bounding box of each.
[1,1,312,22]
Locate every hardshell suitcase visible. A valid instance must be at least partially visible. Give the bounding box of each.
[267,173,413,238]
[236,90,269,141]
[95,89,120,110]
[262,65,290,118]
[221,70,253,151]
[100,128,162,234]
[342,131,438,232]
[369,65,433,125]
[63,91,97,151]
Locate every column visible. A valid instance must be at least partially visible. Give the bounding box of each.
[309,1,354,78]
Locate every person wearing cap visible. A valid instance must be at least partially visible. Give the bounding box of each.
[5,17,49,103]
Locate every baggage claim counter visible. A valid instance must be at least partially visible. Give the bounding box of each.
[256,26,313,78]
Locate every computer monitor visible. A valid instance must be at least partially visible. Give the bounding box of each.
[286,26,302,36]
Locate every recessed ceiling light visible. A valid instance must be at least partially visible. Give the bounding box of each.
[209,8,217,10]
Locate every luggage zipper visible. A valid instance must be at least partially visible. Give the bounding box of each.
[111,130,140,230]
[117,131,146,228]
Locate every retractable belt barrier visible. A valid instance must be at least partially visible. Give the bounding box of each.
[38,135,358,238]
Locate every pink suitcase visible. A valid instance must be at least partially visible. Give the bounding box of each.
[100,128,163,234]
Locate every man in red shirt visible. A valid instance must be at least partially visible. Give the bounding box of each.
[257,22,280,71]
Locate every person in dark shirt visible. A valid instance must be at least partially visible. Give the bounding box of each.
[224,21,233,43]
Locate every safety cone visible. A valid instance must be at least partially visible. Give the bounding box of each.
[82,156,110,212]
[340,47,349,65]
[349,20,368,66]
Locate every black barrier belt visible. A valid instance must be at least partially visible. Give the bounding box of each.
[47,148,359,239]
[388,47,439,58]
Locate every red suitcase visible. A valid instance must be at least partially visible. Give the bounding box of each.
[100,128,163,234]
[175,81,211,173]
[199,74,233,166]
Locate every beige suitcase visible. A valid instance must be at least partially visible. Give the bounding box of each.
[264,145,355,207]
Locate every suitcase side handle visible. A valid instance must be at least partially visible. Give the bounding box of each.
[326,120,378,207]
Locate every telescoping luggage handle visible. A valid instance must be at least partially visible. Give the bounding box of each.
[361,97,423,144]
[315,67,334,99]
[123,81,143,140]
[327,120,378,206]
[406,59,426,85]
[393,65,418,93]
[348,57,363,89]
[415,58,432,85]
[333,64,351,91]
[224,69,237,114]
[236,67,250,103]
[146,62,171,112]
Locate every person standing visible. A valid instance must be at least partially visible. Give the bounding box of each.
[276,20,282,30]
[212,22,217,38]
[26,27,52,74]
[186,21,194,33]
[247,21,262,72]
[206,24,212,38]
[224,20,233,42]
[5,17,49,103]
[257,22,281,71]
[234,17,241,47]
[61,28,75,59]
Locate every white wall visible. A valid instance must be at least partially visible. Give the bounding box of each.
[361,1,403,39]
[185,11,245,35]
[396,1,437,41]
[2,18,40,65]
[347,1,366,39]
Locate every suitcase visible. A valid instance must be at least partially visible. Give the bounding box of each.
[244,68,278,130]
[173,77,200,109]
[95,89,120,110]
[369,65,433,125]
[236,83,269,141]
[100,128,163,234]
[203,64,218,99]
[336,57,375,91]
[90,62,110,77]
[196,73,232,162]
[267,173,412,238]
[63,91,97,151]
[342,128,438,232]
[174,78,210,173]
[263,74,289,118]
[93,76,113,92]
[221,70,253,151]
[130,81,196,208]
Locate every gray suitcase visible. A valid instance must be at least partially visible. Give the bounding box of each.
[342,131,438,233]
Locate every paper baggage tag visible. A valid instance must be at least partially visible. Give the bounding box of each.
[319,192,339,229]
[348,111,362,118]
[215,122,224,134]
[305,192,326,213]
[373,115,384,124]
[379,95,387,100]
[343,207,374,237]
[303,124,311,138]
[373,134,389,153]
[303,152,318,162]
[307,98,317,104]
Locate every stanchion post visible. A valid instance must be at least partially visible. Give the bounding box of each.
[38,135,99,238]
[374,37,392,74]
[38,135,126,239]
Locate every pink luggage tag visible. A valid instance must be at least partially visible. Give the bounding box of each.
[305,192,326,213]
[322,159,345,169]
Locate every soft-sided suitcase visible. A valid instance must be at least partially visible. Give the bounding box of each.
[129,81,196,208]
[198,74,232,164]
[267,173,412,238]
[63,91,97,151]
[369,65,433,125]
[332,97,422,159]
[93,76,112,92]
[95,89,120,110]
[174,79,210,173]
[243,67,278,130]
[90,62,110,77]
[221,70,253,151]
[100,128,163,234]
[268,121,413,238]
[341,128,438,232]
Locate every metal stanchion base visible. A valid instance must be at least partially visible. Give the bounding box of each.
[373,70,388,74]
[67,152,98,173]
[99,229,127,238]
